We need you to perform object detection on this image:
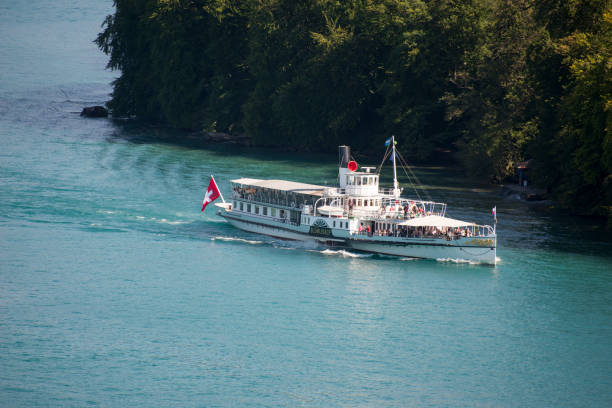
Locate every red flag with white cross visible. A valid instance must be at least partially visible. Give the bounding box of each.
[201,176,221,211]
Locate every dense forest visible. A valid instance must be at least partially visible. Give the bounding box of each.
[96,0,611,223]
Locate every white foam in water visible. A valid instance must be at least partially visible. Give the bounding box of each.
[312,249,373,258]
[399,257,419,261]
[211,236,264,245]
[436,257,481,265]
[132,215,188,225]
[157,219,188,225]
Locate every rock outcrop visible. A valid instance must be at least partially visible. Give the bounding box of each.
[80,106,108,118]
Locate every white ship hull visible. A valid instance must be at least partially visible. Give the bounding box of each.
[220,208,496,265]
[348,236,496,264]
[224,214,312,241]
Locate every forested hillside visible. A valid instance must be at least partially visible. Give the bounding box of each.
[96,0,611,221]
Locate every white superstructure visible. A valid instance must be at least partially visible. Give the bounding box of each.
[215,140,497,265]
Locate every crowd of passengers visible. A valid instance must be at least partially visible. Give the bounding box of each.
[348,200,430,219]
[358,224,474,239]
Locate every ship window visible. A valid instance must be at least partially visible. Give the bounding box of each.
[255,206,259,214]
[346,175,350,185]
[333,221,336,227]
[239,202,243,211]
[271,208,276,217]
[247,204,251,212]
[263,207,268,216]
[365,200,368,206]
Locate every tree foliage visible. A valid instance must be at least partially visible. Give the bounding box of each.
[97,0,612,221]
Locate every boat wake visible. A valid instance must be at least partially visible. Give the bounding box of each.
[147,217,190,225]
[211,236,265,245]
[436,257,481,265]
[309,249,373,258]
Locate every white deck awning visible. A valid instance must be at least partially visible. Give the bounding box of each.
[397,215,474,228]
[231,178,325,196]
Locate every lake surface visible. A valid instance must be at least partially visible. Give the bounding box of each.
[1,1,612,406]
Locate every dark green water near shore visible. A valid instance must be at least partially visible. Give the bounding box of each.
[1,1,612,406]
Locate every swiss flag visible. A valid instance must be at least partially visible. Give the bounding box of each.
[201,176,221,211]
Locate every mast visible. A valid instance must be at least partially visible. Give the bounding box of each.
[392,135,400,198]
[211,174,226,203]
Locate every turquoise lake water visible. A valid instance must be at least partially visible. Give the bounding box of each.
[1,1,612,406]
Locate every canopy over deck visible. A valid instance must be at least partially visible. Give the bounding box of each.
[397,215,474,228]
[231,178,325,196]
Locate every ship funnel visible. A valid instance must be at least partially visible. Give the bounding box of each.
[338,145,350,168]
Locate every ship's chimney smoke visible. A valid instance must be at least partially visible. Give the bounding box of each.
[338,145,350,168]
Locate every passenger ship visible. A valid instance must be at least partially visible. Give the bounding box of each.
[214,139,497,265]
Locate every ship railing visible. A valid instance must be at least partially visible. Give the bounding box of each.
[353,224,494,240]
[380,197,447,217]
[349,208,382,218]
[377,188,400,195]
[323,187,346,196]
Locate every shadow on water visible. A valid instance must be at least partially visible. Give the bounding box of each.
[106,119,336,166]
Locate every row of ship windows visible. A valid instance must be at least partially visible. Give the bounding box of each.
[346,175,378,186]
[352,198,381,207]
[234,200,279,217]
[233,200,349,229]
